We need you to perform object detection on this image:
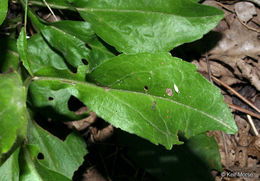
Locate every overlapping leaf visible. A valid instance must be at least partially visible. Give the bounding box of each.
[0,72,27,158]
[73,0,224,53]
[19,145,71,181]
[87,37,116,68]
[26,34,68,74]
[0,148,20,181]
[0,119,87,180]
[0,0,8,25]
[17,28,33,76]
[187,133,222,171]
[29,0,224,54]
[30,53,237,149]
[28,11,94,68]
[26,34,88,120]
[116,130,220,181]
[0,37,19,72]
[0,3,237,180]
[26,120,87,179]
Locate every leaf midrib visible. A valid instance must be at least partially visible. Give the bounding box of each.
[33,76,236,132]
[77,7,220,18]
[28,1,221,18]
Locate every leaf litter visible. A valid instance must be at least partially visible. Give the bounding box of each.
[187,0,260,180]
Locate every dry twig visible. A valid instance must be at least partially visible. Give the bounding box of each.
[247,115,259,136]
[227,103,260,120]
[42,0,58,21]
[237,16,260,33]
[212,76,260,113]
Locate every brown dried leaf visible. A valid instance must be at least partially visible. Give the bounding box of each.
[209,19,260,57]
[235,2,256,23]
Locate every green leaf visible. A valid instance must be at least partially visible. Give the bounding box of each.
[0,37,20,72]
[28,0,224,53]
[41,26,90,67]
[29,52,237,149]
[25,33,86,82]
[189,0,201,2]
[50,20,95,43]
[29,11,92,69]
[19,145,71,181]
[187,133,222,171]
[0,148,20,181]
[87,52,237,136]
[88,37,116,68]
[0,72,27,156]
[0,0,8,25]
[70,0,224,53]
[17,28,33,76]
[116,130,214,181]
[26,33,89,120]
[26,119,87,178]
[28,76,85,120]
[27,34,68,73]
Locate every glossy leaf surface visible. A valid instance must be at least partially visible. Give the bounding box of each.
[26,120,87,178]
[50,20,95,43]
[25,33,86,82]
[29,0,224,53]
[27,34,68,73]
[19,145,71,181]
[88,37,116,68]
[29,12,92,68]
[0,72,27,156]
[0,0,8,25]
[30,52,237,149]
[17,28,33,76]
[0,148,20,181]
[73,0,224,53]
[25,33,87,120]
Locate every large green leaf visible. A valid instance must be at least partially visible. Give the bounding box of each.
[26,120,87,178]
[29,0,224,53]
[72,0,224,53]
[0,37,20,72]
[116,130,216,181]
[0,148,20,181]
[187,133,222,171]
[0,0,8,25]
[0,72,27,157]
[88,37,116,68]
[29,52,237,149]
